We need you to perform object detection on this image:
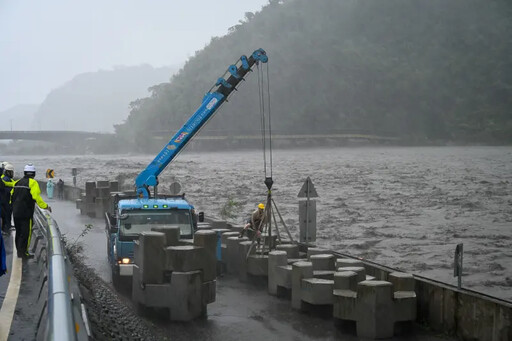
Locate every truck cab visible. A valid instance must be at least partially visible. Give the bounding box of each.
[105,194,197,287]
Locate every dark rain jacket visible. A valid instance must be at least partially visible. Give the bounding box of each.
[0,175,15,214]
[11,177,49,219]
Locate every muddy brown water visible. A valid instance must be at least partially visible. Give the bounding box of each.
[7,146,512,301]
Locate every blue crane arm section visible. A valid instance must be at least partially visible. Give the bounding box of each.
[135,48,268,198]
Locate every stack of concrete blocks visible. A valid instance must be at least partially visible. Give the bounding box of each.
[131,227,217,321]
[288,253,339,309]
[278,255,375,310]
[84,181,96,218]
[333,271,417,339]
[267,244,300,295]
[75,180,119,218]
[94,180,111,218]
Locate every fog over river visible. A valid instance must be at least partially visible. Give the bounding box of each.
[7,146,512,301]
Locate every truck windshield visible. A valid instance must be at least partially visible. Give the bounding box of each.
[119,209,193,240]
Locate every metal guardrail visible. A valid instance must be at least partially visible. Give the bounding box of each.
[33,207,90,341]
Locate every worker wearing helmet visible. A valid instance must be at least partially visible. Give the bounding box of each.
[239,202,267,238]
[11,164,52,259]
[0,163,16,234]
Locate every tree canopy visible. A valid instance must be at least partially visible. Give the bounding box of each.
[116,0,512,149]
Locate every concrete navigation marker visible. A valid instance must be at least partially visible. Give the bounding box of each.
[297,176,318,198]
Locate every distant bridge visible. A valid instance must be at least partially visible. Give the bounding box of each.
[0,131,113,143]
[151,129,401,143]
[0,130,401,145]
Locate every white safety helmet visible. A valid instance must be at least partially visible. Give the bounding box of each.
[24,164,36,172]
[4,163,14,172]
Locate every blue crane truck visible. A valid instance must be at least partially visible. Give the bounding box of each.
[105,48,268,287]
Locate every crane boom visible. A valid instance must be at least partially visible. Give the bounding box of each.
[135,48,268,198]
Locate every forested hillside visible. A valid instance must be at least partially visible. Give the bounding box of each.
[33,65,177,132]
[116,0,512,148]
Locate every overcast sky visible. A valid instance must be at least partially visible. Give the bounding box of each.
[0,0,269,112]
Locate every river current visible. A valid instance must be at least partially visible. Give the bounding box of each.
[6,146,512,301]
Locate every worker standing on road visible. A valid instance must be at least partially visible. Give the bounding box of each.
[239,203,267,238]
[11,164,52,259]
[57,179,64,200]
[1,163,16,235]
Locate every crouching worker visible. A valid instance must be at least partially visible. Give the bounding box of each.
[239,203,267,239]
[11,164,52,259]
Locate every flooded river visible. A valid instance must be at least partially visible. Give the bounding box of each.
[6,146,512,301]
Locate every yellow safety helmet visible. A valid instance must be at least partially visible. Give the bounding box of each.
[258,203,265,209]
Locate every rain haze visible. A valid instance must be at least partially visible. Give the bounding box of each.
[0,1,511,338]
[0,0,269,112]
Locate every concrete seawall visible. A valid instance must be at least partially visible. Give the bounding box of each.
[342,253,512,340]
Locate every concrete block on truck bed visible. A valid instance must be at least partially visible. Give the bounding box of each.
[109,181,119,192]
[85,181,96,202]
[151,226,180,246]
[108,192,124,215]
[169,270,203,321]
[138,232,166,284]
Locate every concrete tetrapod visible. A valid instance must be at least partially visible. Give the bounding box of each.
[333,271,417,339]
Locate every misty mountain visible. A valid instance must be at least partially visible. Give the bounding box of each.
[116,0,512,148]
[0,104,39,131]
[33,65,178,132]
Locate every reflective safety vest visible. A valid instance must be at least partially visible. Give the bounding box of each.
[11,177,48,218]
